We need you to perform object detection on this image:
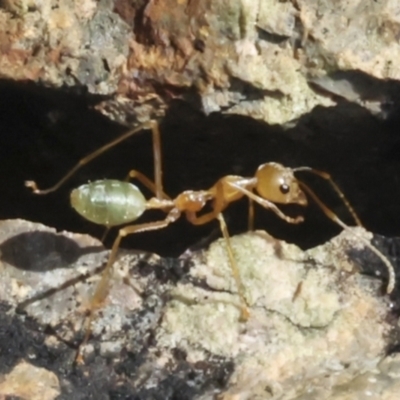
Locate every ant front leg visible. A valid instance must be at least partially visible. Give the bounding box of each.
[231,184,304,225]
[76,208,181,364]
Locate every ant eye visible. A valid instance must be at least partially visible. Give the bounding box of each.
[280,184,290,194]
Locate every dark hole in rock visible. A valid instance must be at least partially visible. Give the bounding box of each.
[1,79,400,260]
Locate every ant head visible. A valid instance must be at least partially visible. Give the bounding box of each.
[255,162,308,205]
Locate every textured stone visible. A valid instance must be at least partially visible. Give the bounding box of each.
[0,219,399,399]
[2,0,399,125]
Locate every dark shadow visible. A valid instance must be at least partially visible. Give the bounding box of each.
[308,69,400,117]
[1,79,400,258]
[348,234,400,284]
[0,231,104,272]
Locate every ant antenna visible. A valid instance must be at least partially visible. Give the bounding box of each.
[293,167,362,226]
[298,180,395,294]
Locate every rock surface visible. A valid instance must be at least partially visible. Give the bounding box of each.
[1,0,400,124]
[0,219,399,399]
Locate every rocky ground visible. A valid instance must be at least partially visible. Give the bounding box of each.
[0,219,399,399]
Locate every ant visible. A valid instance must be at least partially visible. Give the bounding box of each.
[25,120,395,362]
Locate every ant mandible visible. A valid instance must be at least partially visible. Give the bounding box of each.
[25,120,395,362]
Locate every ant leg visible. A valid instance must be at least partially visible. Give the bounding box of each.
[186,208,250,321]
[294,167,362,226]
[248,198,255,231]
[126,170,171,200]
[25,121,161,195]
[217,213,250,321]
[299,181,395,294]
[100,227,111,242]
[75,208,181,364]
[230,184,304,224]
[151,120,164,199]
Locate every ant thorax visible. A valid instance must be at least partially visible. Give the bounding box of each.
[174,191,211,212]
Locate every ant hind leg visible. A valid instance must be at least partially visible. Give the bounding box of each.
[25,121,160,195]
[75,208,181,364]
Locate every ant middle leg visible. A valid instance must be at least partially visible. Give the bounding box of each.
[126,170,171,200]
[186,209,250,321]
[101,169,172,242]
[217,213,250,320]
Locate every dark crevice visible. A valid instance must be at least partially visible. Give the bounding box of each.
[256,26,290,44]
[309,70,400,119]
[0,79,400,260]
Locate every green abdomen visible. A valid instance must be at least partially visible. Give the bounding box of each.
[70,180,146,227]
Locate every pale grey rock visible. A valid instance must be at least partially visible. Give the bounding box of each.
[2,0,399,125]
[0,219,399,399]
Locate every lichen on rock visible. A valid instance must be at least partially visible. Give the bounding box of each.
[0,219,399,399]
